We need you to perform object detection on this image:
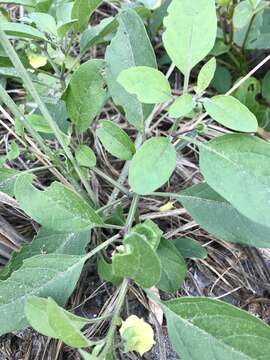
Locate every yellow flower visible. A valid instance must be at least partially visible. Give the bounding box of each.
[28,54,47,69]
[119,315,155,356]
[159,201,176,212]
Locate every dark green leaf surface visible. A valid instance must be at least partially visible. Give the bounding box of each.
[173,237,207,259]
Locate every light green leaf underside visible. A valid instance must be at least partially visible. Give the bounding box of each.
[199,134,270,227]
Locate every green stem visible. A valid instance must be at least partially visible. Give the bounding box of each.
[0,28,96,205]
[84,233,120,262]
[93,167,130,196]
[125,193,139,231]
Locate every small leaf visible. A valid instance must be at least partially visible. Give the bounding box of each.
[118,66,171,104]
[6,140,20,161]
[75,145,96,168]
[131,219,162,250]
[162,296,270,360]
[203,95,258,132]
[233,0,253,29]
[0,253,85,336]
[199,134,270,227]
[98,256,122,285]
[65,59,106,134]
[157,238,187,293]
[96,120,136,160]
[168,94,195,118]
[25,296,90,347]
[195,57,216,94]
[28,12,57,35]
[72,0,102,31]
[163,0,217,75]
[105,9,157,132]
[129,137,176,194]
[173,236,207,259]
[211,65,232,94]
[0,22,46,40]
[14,174,103,232]
[112,232,161,288]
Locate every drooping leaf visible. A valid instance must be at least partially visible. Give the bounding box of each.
[112,232,161,288]
[0,253,85,336]
[0,228,90,280]
[129,137,176,195]
[0,22,46,40]
[195,57,216,94]
[163,296,270,360]
[203,95,258,132]
[105,9,157,132]
[0,168,19,196]
[173,236,207,259]
[163,0,217,76]
[199,134,270,227]
[75,145,97,168]
[177,182,270,248]
[96,120,136,160]
[25,296,90,347]
[168,94,195,118]
[157,238,187,293]
[14,174,103,232]
[65,59,106,134]
[72,0,102,31]
[118,66,171,104]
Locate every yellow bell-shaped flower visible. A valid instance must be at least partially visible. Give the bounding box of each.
[119,315,155,356]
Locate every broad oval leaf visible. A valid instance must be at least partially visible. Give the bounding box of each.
[196,57,216,94]
[163,0,217,76]
[118,66,171,104]
[157,238,187,293]
[199,134,270,227]
[105,9,157,132]
[72,0,102,31]
[177,183,270,248]
[168,94,195,118]
[203,95,258,132]
[14,174,103,232]
[112,232,161,288]
[129,137,177,194]
[65,59,106,134]
[0,253,84,336]
[233,0,253,29]
[0,22,46,40]
[96,120,136,160]
[173,237,207,259]
[164,296,270,360]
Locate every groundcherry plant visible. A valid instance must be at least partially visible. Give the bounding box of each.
[0,0,270,359]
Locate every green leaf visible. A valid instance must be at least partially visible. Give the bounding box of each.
[28,12,57,36]
[0,0,35,5]
[0,228,90,280]
[72,0,102,31]
[80,17,116,53]
[112,232,161,288]
[65,59,106,134]
[14,174,103,232]
[105,9,157,132]
[25,296,90,347]
[131,219,162,250]
[177,182,270,248]
[98,256,122,285]
[211,64,231,94]
[157,238,187,293]
[129,137,176,195]
[199,134,270,227]
[0,22,46,40]
[195,57,216,94]
[203,95,258,132]
[0,253,85,336]
[118,66,171,104]
[7,140,20,161]
[75,145,96,168]
[0,168,19,196]
[168,94,195,119]
[262,70,270,103]
[173,236,207,259]
[56,2,76,39]
[96,120,136,160]
[163,297,270,360]
[233,0,253,29]
[163,0,217,76]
